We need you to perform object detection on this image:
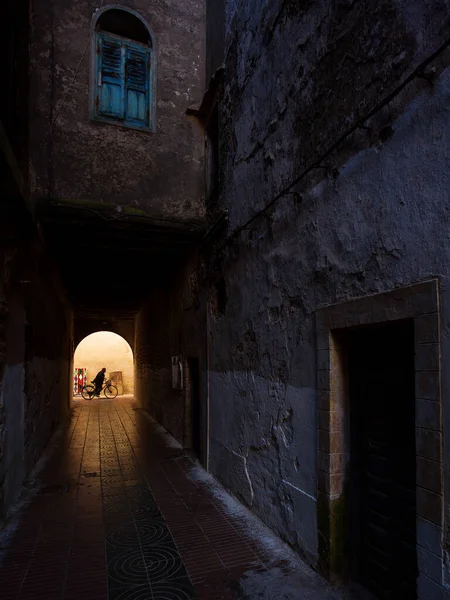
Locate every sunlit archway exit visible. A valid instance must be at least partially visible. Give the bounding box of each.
[73,331,134,398]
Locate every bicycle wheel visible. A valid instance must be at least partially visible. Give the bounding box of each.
[104,385,118,399]
[81,385,95,400]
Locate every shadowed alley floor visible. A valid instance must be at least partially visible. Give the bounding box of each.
[0,397,348,600]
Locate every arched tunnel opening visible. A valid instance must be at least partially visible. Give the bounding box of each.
[70,296,207,466]
[73,331,134,398]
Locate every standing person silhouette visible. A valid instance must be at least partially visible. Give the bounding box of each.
[93,368,106,396]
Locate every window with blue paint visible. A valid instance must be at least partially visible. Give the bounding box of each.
[92,8,154,131]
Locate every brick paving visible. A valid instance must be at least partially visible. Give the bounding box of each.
[0,397,276,600]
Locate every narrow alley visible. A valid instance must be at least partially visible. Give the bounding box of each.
[0,397,345,600]
[3,0,450,598]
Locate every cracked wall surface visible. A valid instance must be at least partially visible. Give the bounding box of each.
[206,0,450,582]
[30,0,206,220]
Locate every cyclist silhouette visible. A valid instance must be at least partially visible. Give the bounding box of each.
[93,368,106,396]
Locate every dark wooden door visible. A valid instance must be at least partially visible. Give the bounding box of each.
[348,320,417,599]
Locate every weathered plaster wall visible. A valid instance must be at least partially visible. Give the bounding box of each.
[219,0,450,229]
[29,0,206,219]
[0,0,72,524]
[208,0,450,585]
[74,331,134,394]
[135,256,206,450]
[0,226,72,520]
[21,242,72,475]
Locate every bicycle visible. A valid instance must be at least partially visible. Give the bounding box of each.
[81,379,118,400]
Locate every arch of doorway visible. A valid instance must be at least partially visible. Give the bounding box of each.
[74,315,134,350]
[73,330,134,397]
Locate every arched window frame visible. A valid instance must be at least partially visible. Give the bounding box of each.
[90,5,157,133]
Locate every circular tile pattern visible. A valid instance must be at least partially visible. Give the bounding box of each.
[110,586,152,600]
[121,464,138,471]
[106,524,138,547]
[136,523,172,545]
[102,477,124,487]
[108,549,148,586]
[132,504,161,521]
[102,467,123,475]
[142,546,185,582]
[102,486,127,499]
[101,458,120,466]
[106,522,172,548]
[110,581,194,600]
[126,489,155,504]
[103,501,131,520]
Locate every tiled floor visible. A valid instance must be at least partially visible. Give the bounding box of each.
[0,397,282,600]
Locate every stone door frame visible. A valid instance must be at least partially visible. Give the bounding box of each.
[315,280,443,598]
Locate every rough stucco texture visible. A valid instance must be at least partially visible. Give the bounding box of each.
[220,0,450,229]
[208,0,450,569]
[29,0,206,219]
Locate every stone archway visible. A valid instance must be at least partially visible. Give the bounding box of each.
[73,331,134,396]
[74,315,135,350]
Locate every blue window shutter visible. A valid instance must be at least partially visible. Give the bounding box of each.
[97,36,124,119]
[124,45,150,126]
